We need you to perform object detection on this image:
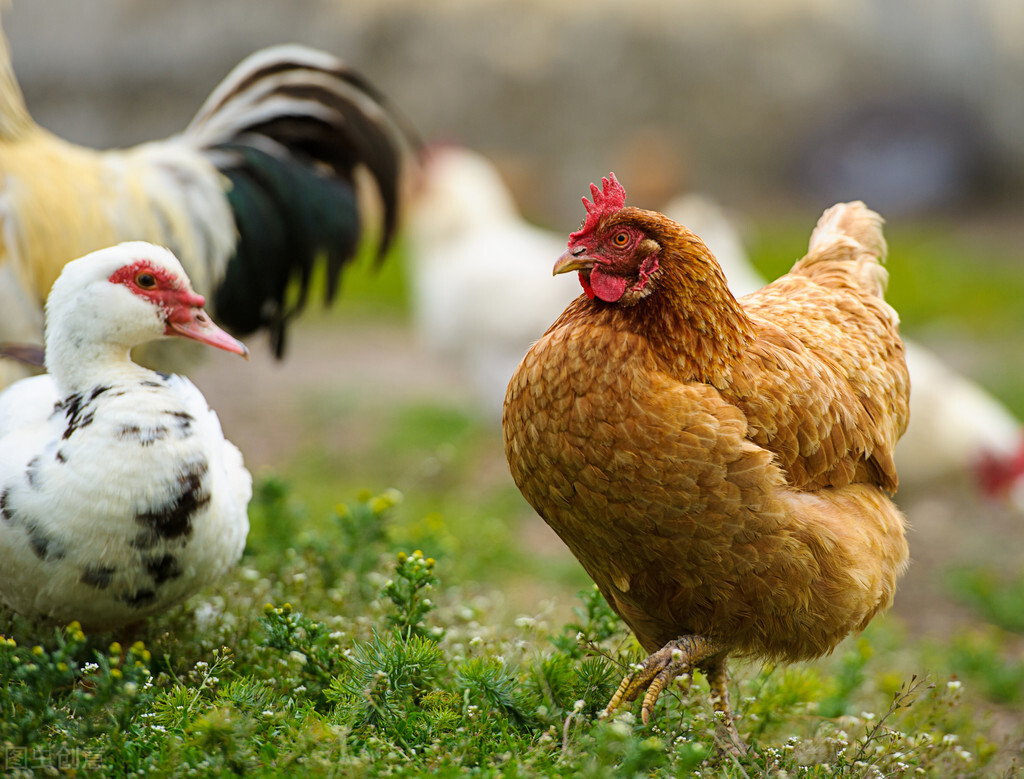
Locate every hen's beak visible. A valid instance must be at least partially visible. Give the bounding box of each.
[167,306,249,359]
[553,247,595,276]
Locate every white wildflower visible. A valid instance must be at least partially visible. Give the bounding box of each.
[610,720,632,737]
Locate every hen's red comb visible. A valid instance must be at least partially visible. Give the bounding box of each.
[569,173,627,241]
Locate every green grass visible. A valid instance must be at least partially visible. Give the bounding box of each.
[0,486,1010,776]
[3,215,1024,775]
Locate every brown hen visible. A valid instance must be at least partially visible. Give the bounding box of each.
[502,174,910,754]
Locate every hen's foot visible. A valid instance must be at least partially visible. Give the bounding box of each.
[604,635,747,756]
[604,634,722,725]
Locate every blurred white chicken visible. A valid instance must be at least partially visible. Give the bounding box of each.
[661,195,1024,501]
[405,145,579,417]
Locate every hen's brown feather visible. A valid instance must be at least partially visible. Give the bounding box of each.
[503,200,909,667]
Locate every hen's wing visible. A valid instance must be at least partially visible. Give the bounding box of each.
[722,203,908,492]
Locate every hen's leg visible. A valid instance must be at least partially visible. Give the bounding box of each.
[604,634,724,725]
[700,653,747,757]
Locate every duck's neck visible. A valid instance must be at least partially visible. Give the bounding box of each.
[45,326,156,397]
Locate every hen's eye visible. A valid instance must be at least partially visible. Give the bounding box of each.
[136,272,157,289]
[612,231,630,247]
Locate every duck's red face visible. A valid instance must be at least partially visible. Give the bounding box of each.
[108,260,249,358]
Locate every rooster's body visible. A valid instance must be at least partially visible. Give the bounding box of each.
[0,27,409,387]
[503,176,909,753]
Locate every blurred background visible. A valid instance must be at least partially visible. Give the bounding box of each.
[5,0,1024,719]
[8,0,1024,219]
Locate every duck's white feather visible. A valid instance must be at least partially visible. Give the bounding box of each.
[0,242,250,630]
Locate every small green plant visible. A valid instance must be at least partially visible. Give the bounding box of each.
[0,622,155,773]
[292,488,403,596]
[326,632,445,738]
[260,602,344,703]
[382,549,442,641]
[331,489,403,585]
[457,656,537,731]
[550,584,624,658]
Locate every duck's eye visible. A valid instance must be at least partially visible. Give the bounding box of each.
[612,231,630,247]
[136,272,157,289]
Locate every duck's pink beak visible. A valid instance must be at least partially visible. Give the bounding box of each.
[166,294,249,359]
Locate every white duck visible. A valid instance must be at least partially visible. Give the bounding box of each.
[0,242,251,631]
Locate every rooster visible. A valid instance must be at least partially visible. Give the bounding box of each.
[503,175,910,754]
[0,24,411,388]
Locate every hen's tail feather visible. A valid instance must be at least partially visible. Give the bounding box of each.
[186,45,414,353]
[802,201,889,299]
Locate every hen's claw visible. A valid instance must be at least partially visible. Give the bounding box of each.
[640,649,695,724]
[604,635,721,721]
[605,653,675,716]
[604,635,747,755]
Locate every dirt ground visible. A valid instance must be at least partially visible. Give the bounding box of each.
[191,317,1024,643]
